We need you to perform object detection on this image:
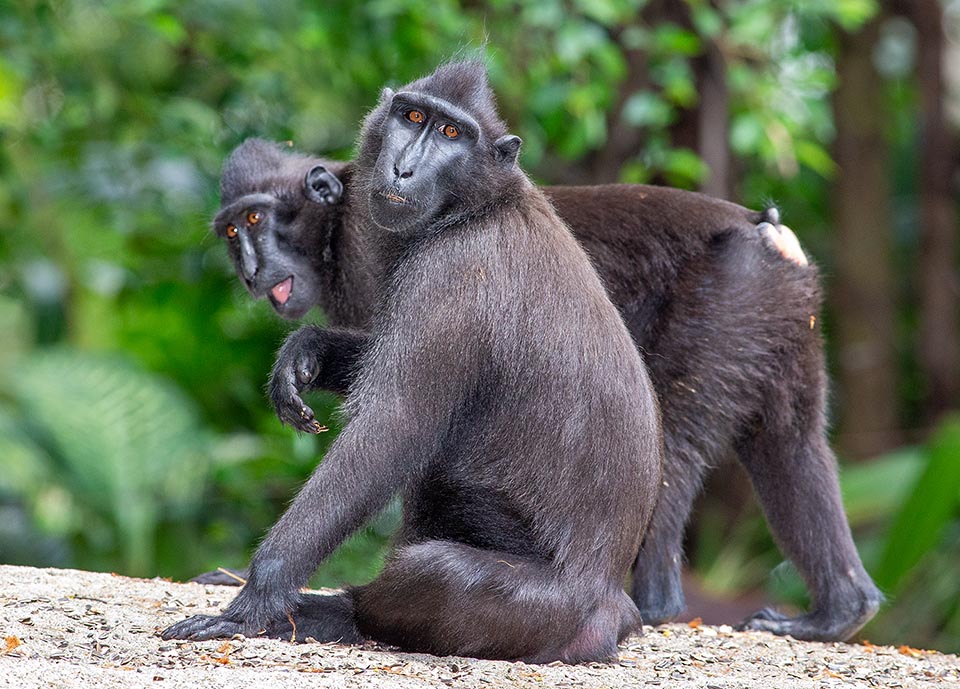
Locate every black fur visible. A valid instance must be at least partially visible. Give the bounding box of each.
[195,75,882,642]
[165,62,662,663]
[215,145,372,323]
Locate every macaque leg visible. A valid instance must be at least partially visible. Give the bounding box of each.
[735,372,882,641]
[188,326,372,585]
[352,541,641,663]
[630,435,704,624]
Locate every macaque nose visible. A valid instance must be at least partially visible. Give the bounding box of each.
[239,239,258,281]
[393,165,413,181]
[240,254,257,281]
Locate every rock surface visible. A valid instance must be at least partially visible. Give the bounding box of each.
[0,565,957,688]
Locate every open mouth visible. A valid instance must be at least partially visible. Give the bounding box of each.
[270,276,293,305]
[381,191,408,205]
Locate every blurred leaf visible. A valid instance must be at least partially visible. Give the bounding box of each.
[0,295,30,369]
[0,58,25,126]
[619,25,648,50]
[652,23,701,57]
[622,91,672,127]
[4,349,211,574]
[731,113,765,155]
[662,148,708,187]
[794,139,837,178]
[689,2,723,39]
[150,13,187,44]
[0,406,51,497]
[618,158,652,184]
[828,0,880,31]
[726,2,778,45]
[555,20,609,64]
[861,523,960,654]
[571,0,628,26]
[840,447,923,525]
[873,416,960,593]
[695,510,777,595]
[653,57,698,107]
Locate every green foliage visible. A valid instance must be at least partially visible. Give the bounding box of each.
[873,416,960,594]
[0,349,210,575]
[841,417,960,652]
[1,0,956,654]
[841,447,923,525]
[688,417,960,653]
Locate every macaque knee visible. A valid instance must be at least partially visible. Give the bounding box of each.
[759,220,808,266]
[539,591,642,664]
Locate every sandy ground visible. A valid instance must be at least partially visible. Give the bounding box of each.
[0,565,957,688]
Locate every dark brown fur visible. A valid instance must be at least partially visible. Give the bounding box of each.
[198,75,882,642]
[165,62,663,662]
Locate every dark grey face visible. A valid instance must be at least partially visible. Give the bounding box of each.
[214,161,343,320]
[367,91,482,234]
[214,194,312,318]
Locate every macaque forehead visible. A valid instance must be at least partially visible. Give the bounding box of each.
[212,192,279,232]
[390,91,481,140]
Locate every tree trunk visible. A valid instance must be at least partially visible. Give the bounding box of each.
[832,18,903,459]
[696,42,732,200]
[585,38,651,183]
[583,0,731,196]
[647,1,731,198]
[909,0,960,421]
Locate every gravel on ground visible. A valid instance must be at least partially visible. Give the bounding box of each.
[1,565,957,688]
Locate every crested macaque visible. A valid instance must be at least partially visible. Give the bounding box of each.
[164,61,662,663]
[198,97,880,643]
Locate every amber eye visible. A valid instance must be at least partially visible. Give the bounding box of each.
[247,210,262,225]
[225,224,238,238]
[405,110,425,124]
[441,124,459,139]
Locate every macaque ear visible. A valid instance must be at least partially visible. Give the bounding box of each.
[380,87,395,104]
[304,165,344,206]
[494,135,522,168]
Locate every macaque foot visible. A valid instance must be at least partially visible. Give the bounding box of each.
[259,593,363,644]
[758,221,808,266]
[737,596,881,642]
[161,614,247,641]
[636,595,685,626]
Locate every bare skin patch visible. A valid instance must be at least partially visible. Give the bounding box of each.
[759,222,808,266]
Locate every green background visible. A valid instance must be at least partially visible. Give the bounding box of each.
[1,0,958,652]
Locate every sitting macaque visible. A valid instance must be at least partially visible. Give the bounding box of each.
[197,81,877,643]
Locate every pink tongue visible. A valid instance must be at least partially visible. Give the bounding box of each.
[271,277,293,305]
